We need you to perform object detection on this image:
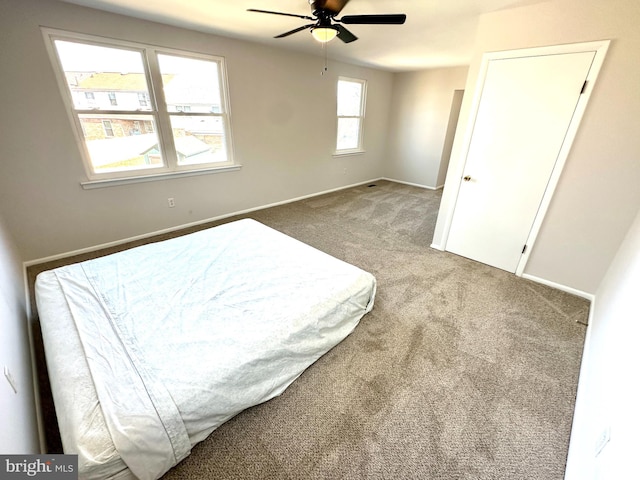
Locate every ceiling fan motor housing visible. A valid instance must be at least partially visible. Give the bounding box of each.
[309,0,346,15]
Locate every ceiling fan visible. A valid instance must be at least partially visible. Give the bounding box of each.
[248,0,406,44]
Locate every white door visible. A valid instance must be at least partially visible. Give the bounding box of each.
[445,51,595,272]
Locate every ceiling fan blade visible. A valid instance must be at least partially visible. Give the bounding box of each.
[247,9,314,21]
[336,24,358,43]
[339,14,407,25]
[274,24,314,39]
[309,0,351,15]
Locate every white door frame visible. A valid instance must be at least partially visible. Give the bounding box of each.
[438,40,610,277]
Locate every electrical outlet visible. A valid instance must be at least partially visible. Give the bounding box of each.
[594,426,610,457]
[167,197,176,208]
[4,366,17,394]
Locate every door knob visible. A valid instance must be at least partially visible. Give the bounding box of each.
[463,175,472,182]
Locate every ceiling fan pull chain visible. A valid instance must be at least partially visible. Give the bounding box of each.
[322,41,329,75]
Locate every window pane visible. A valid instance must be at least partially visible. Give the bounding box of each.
[158,54,222,113]
[54,40,152,112]
[169,116,227,165]
[337,118,360,150]
[337,80,362,116]
[80,114,162,173]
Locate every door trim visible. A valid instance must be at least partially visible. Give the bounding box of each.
[437,40,610,276]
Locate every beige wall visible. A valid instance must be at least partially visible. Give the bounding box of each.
[434,0,640,295]
[386,67,468,188]
[0,0,394,261]
[0,213,40,453]
[567,207,640,478]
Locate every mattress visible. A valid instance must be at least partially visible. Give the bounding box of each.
[35,218,376,480]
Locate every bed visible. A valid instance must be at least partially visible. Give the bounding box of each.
[35,218,376,480]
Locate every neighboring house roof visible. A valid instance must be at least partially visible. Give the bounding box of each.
[86,133,158,167]
[174,136,211,157]
[85,133,213,167]
[73,72,174,91]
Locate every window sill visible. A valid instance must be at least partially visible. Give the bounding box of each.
[81,164,242,190]
[333,149,366,157]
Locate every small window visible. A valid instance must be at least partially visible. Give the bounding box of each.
[137,92,149,107]
[44,29,235,181]
[102,120,114,137]
[336,77,366,153]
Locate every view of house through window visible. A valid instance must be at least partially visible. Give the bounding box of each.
[157,54,227,167]
[336,77,366,152]
[48,32,233,179]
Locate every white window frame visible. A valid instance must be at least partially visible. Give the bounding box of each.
[42,28,238,188]
[334,77,367,155]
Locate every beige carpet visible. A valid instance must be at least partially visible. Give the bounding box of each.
[29,180,589,479]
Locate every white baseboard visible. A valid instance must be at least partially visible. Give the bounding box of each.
[24,178,383,267]
[380,177,440,190]
[521,273,595,301]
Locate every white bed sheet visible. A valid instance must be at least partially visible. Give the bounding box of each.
[36,219,376,480]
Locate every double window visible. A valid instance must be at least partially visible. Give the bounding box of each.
[336,77,366,154]
[43,29,235,185]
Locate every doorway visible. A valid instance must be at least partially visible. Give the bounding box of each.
[436,89,465,188]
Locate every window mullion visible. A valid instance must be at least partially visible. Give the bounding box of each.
[74,109,155,116]
[145,49,177,169]
[168,112,222,118]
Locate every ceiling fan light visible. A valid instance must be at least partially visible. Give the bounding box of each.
[311,26,338,43]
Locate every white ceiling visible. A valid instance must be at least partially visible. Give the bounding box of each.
[59,0,547,71]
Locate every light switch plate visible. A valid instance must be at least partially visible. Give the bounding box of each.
[4,366,18,394]
[594,426,610,457]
